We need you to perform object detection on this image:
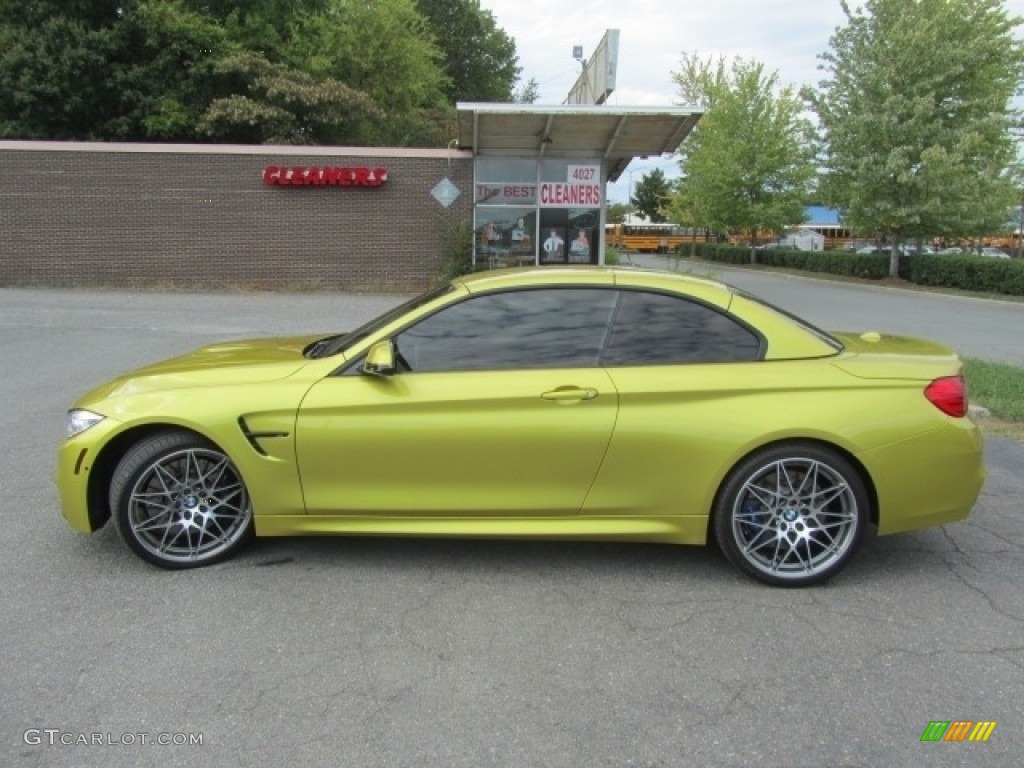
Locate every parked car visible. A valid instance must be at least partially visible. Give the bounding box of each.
[900,244,935,255]
[844,240,876,251]
[978,247,1010,259]
[938,246,1010,259]
[57,267,984,587]
[856,244,935,256]
[860,244,934,255]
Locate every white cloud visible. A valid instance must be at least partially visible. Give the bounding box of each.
[481,0,1024,202]
[482,0,863,107]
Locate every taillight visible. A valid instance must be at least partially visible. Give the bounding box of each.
[924,375,967,417]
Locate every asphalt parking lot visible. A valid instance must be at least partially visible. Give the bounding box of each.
[2,282,1023,768]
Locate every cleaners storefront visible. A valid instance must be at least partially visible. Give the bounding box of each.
[457,103,700,269]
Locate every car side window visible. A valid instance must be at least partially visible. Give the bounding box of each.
[602,290,762,365]
[394,288,616,372]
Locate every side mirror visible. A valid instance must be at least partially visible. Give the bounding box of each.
[362,339,397,376]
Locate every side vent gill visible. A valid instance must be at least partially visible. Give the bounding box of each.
[237,416,290,456]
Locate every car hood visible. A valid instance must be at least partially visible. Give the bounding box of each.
[75,335,326,403]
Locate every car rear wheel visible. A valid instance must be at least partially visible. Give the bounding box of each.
[713,443,869,587]
[110,432,253,569]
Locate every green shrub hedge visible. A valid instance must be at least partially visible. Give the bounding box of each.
[681,243,1024,296]
[899,254,1024,295]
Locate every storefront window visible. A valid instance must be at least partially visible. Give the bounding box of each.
[539,159,572,182]
[473,157,603,268]
[476,157,536,184]
[568,209,598,264]
[539,210,568,264]
[476,207,536,267]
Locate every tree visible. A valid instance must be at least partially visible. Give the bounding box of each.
[283,0,450,145]
[810,0,1024,276]
[0,0,122,28]
[668,54,815,262]
[0,0,463,145]
[513,77,540,105]
[0,1,252,141]
[197,51,383,144]
[0,4,119,139]
[0,0,229,141]
[631,169,672,223]
[414,0,520,103]
[605,202,634,224]
[663,175,709,257]
[113,1,232,140]
[182,0,324,52]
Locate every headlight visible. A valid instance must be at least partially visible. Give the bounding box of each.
[67,409,104,438]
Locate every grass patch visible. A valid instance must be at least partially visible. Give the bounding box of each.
[964,358,1024,431]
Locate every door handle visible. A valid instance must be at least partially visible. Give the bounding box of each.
[541,387,598,402]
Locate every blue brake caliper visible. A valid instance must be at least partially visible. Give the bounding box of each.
[739,495,768,543]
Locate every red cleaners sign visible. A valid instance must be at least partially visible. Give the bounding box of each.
[263,166,389,187]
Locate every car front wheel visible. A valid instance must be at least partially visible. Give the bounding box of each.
[713,443,869,587]
[110,432,253,569]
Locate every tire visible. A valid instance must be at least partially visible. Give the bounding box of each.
[713,442,869,587]
[110,431,253,569]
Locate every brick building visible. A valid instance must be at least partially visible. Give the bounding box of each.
[0,104,699,292]
[0,141,473,292]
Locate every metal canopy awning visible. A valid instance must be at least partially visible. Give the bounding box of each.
[456,103,702,182]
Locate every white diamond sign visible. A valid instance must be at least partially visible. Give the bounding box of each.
[431,178,461,208]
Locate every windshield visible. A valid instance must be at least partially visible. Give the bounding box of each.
[306,284,455,359]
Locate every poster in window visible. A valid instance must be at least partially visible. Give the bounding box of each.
[568,228,592,263]
[541,227,567,263]
[509,215,534,259]
[539,209,569,265]
[568,209,599,264]
[475,208,536,266]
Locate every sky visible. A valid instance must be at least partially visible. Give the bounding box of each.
[480,0,1024,203]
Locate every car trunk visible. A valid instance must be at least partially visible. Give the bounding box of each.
[828,331,963,381]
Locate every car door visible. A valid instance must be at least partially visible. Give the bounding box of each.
[582,288,766,518]
[295,287,619,517]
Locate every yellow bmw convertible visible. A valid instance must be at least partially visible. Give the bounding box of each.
[56,267,984,586]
